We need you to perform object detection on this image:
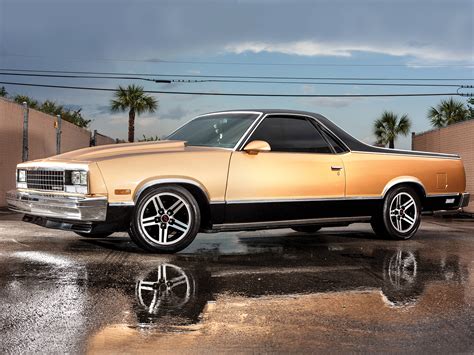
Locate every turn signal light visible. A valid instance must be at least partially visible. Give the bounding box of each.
[115,189,131,195]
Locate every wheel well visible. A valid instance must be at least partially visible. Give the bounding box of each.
[136,182,211,229]
[386,182,426,204]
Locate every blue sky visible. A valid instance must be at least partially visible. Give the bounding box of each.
[0,0,473,148]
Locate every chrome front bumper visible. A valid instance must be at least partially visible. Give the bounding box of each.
[6,190,107,222]
[460,192,470,208]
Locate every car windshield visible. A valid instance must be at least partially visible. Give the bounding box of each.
[167,113,259,148]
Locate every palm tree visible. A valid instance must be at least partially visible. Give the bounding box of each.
[13,95,39,109]
[428,98,469,128]
[0,86,7,97]
[110,84,158,142]
[373,111,411,149]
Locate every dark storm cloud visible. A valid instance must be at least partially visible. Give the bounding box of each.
[1,0,472,63]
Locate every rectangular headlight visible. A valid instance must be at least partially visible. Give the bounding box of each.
[17,169,26,182]
[71,171,88,185]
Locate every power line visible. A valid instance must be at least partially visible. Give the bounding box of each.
[0,72,466,87]
[187,79,463,88]
[1,68,472,81]
[0,80,464,97]
[0,72,171,83]
[2,53,473,68]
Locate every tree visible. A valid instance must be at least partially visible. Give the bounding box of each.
[373,111,411,149]
[61,108,91,128]
[428,97,470,128]
[467,97,474,120]
[0,86,7,97]
[13,95,39,109]
[40,100,63,116]
[138,134,161,142]
[110,84,158,142]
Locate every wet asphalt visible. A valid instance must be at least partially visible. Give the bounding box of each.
[0,211,473,353]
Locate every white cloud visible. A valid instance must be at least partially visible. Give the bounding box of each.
[225,40,472,63]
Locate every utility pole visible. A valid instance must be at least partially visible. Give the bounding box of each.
[22,102,29,162]
[56,114,62,155]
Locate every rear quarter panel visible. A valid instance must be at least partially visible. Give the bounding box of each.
[343,152,466,198]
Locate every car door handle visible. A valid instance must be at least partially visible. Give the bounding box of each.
[331,166,343,171]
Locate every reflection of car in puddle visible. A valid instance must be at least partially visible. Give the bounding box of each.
[134,263,210,326]
[134,247,466,325]
[136,264,195,317]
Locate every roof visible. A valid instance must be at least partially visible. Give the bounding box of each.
[205,109,459,159]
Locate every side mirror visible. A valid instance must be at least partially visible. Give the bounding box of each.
[243,140,271,155]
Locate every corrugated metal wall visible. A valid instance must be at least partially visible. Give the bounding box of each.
[0,98,115,206]
[412,120,474,213]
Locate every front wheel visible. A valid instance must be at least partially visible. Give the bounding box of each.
[371,186,421,240]
[129,185,201,253]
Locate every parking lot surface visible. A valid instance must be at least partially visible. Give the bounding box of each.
[0,212,473,353]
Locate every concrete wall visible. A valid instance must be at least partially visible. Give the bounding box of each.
[0,98,115,206]
[412,119,474,213]
[95,131,116,146]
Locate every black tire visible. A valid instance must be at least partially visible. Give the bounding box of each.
[291,226,322,233]
[74,231,113,238]
[129,185,201,253]
[371,185,421,240]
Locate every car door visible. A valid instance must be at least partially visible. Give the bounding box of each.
[225,115,346,223]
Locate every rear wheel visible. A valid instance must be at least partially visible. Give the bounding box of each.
[371,186,421,240]
[74,231,113,238]
[291,226,322,233]
[129,185,201,253]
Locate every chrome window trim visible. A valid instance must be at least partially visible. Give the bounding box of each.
[351,150,461,160]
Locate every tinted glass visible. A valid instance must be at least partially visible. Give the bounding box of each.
[249,116,332,153]
[320,129,347,153]
[167,113,258,148]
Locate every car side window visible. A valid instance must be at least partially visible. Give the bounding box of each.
[320,129,347,153]
[249,116,333,153]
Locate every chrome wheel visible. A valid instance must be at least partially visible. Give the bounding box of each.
[139,192,191,246]
[389,192,418,233]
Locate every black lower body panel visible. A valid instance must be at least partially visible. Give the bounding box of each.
[223,199,382,224]
[423,195,462,212]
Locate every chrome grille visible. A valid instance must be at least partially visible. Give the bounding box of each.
[26,170,65,191]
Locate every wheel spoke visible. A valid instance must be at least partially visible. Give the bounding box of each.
[402,199,415,210]
[169,199,185,214]
[142,216,157,223]
[161,264,167,281]
[171,279,187,289]
[158,226,169,243]
[170,275,186,284]
[402,214,415,225]
[155,196,165,210]
[143,220,158,227]
[169,223,187,233]
[396,217,402,231]
[170,218,189,233]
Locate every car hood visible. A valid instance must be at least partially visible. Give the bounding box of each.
[44,140,190,163]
